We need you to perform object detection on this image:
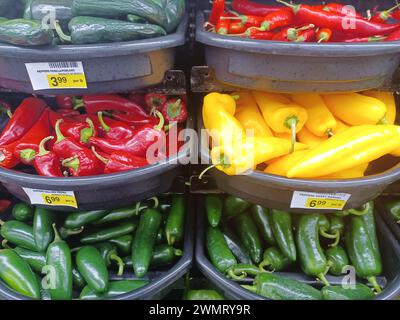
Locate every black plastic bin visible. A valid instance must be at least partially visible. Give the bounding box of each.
[196,1,400,93]
[195,196,400,300]
[377,198,400,243]
[0,15,187,95]
[0,194,194,300]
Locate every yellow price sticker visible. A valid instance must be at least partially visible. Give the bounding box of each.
[41,193,78,208]
[47,74,87,89]
[306,197,346,210]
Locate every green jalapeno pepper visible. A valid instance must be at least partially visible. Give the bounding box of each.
[80,221,136,244]
[270,210,296,262]
[205,194,223,227]
[250,205,275,246]
[109,234,133,256]
[321,284,375,300]
[220,221,252,265]
[13,246,46,273]
[185,290,224,300]
[0,220,37,251]
[63,210,109,229]
[12,203,33,222]
[259,247,291,272]
[223,196,251,220]
[33,207,55,253]
[94,242,124,276]
[385,200,400,223]
[325,246,350,276]
[79,280,149,300]
[165,195,185,246]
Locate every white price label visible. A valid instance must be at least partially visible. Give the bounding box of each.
[25,61,87,90]
[290,191,351,210]
[23,188,78,208]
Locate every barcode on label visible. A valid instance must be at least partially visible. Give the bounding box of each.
[48,62,79,69]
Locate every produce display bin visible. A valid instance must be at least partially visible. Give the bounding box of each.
[377,198,400,243]
[0,15,188,95]
[197,107,400,213]
[0,194,194,300]
[196,2,400,93]
[195,196,400,300]
[0,94,194,211]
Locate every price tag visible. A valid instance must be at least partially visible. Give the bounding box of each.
[290,191,351,210]
[25,62,87,90]
[23,188,78,208]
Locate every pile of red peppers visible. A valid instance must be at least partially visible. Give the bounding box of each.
[0,93,187,177]
[207,0,400,42]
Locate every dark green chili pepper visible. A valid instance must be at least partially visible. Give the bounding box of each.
[206,226,237,274]
[250,205,275,246]
[0,220,37,251]
[325,246,350,276]
[185,290,224,300]
[165,195,185,245]
[94,242,124,276]
[270,210,296,262]
[227,263,264,280]
[220,221,252,265]
[156,227,165,244]
[126,14,148,24]
[11,203,33,222]
[59,226,84,239]
[0,249,41,299]
[328,216,345,247]
[63,210,109,229]
[76,245,109,294]
[296,214,330,286]
[321,284,375,300]
[46,224,72,300]
[259,247,291,272]
[33,207,55,252]
[359,202,380,259]
[233,213,263,264]
[385,199,400,223]
[109,234,133,256]
[132,208,162,277]
[345,216,382,293]
[72,266,86,289]
[79,280,149,300]
[223,196,250,220]
[80,221,136,244]
[13,246,46,273]
[205,194,223,227]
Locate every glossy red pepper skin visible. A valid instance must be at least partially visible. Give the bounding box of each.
[62,148,105,177]
[111,112,159,127]
[393,10,400,20]
[13,108,52,165]
[216,18,230,34]
[128,93,146,108]
[161,98,187,124]
[296,28,316,42]
[316,28,333,42]
[247,29,274,40]
[314,3,364,19]
[260,9,294,31]
[232,0,289,16]
[76,95,149,118]
[385,29,400,41]
[92,148,148,174]
[370,4,400,23]
[98,112,135,140]
[144,93,167,112]
[33,136,63,177]
[57,109,81,118]
[0,97,47,146]
[229,21,247,34]
[56,96,74,110]
[89,125,163,158]
[209,0,225,25]
[272,26,292,41]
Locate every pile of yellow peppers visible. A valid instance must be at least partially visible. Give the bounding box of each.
[202,90,400,179]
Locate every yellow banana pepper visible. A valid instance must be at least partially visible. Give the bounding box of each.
[363,90,396,124]
[333,118,350,134]
[264,150,309,176]
[274,132,292,141]
[234,92,273,137]
[287,125,400,178]
[322,93,387,125]
[297,127,327,148]
[291,94,337,137]
[316,164,369,180]
[210,137,308,176]
[202,92,245,147]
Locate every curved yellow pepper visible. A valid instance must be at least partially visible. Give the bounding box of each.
[333,118,350,134]
[202,92,245,147]
[274,132,292,141]
[316,164,369,180]
[363,91,396,124]
[210,137,307,176]
[297,127,327,148]
[264,150,309,176]
[291,94,337,137]
[234,92,273,137]
[287,125,400,178]
[322,93,387,125]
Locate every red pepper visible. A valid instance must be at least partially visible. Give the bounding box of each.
[259,9,294,31]
[0,199,11,213]
[278,0,400,36]
[62,149,105,177]
[111,112,160,127]
[0,97,47,146]
[209,0,225,25]
[161,98,187,124]
[232,0,289,17]
[57,109,81,118]
[272,24,314,41]
[97,112,135,140]
[216,18,230,34]
[370,4,400,24]
[144,93,168,113]
[248,29,275,40]
[128,92,146,107]
[295,28,316,42]
[316,28,333,42]
[56,95,74,110]
[89,112,165,158]
[393,9,400,20]
[342,35,386,43]
[385,29,400,41]
[222,14,264,28]
[13,108,52,165]
[229,21,247,34]
[73,113,104,136]
[33,136,63,177]
[74,94,149,118]
[314,3,364,19]
[92,147,148,174]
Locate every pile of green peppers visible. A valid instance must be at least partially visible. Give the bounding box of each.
[0,194,186,300]
[205,195,382,301]
[0,0,185,46]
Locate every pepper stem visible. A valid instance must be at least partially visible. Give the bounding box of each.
[276,0,300,13]
[52,223,62,242]
[241,285,257,293]
[135,202,141,215]
[38,136,54,157]
[147,196,159,208]
[227,269,247,280]
[91,147,108,165]
[19,149,36,162]
[110,254,125,276]
[167,235,175,246]
[384,3,400,14]
[347,203,370,216]
[53,20,72,43]
[285,116,298,154]
[259,259,272,272]
[62,156,79,171]
[174,249,183,257]
[378,115,389,125]
[318,273,330,286]
[328,231,341,247]
[367,276,382,293]
[98,112,110,132]
[73,98,84,110]
[153,110,165,131]
[320,229,339,240]
[1,239,9,248]
[198,164,219,180]
[0,219,5,226]
[55,119,65,143]
[59,226,84,239]
[80,118,95,143]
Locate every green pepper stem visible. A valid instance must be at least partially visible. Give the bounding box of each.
[91,147,108,165]
[38,136,54,156]
[318,273,330,287]
[174,249,183,257]
[1,239,9,248]
[97,112,110,132]
[258,259,272,272]
[110,254,125,276]
[227,269,247,281]
[73,98,84,110]
[52,223,62,242]
[135,202,141,215]
[367,276,382,293]
[320,229,339,240]
[54,20,71,43]
[285,116,298,154]
[19,149,36,162]
[0,219,5,226]
[153,110,165,131]
[347,203,370,216]
[241,285,257,293]
[378,116,389,125]
[148,196,159,209]
[59,226,84,239]
[328,231,341,247]
[326,128,334,137]
[55,119,65,143]
[62,156,79,170]
[167,235,175,246]
[230,95,240,100]
[198,164,218,180]
[70,246,82,253]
